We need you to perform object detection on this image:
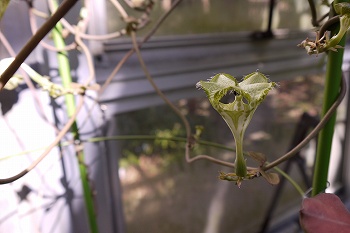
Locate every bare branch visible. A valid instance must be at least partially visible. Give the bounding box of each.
[0,0,79,90]
[264,74,346,171]
[0,95,85,184]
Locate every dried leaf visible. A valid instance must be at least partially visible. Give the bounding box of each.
[260,170,280,185]
[247,151,266,165]
[300,193,350,233]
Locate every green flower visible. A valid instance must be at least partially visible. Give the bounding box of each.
[196,72,276,185]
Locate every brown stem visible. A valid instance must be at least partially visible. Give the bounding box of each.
[0,95,85,184]
[263,74,346,171]
[0,0,78,90]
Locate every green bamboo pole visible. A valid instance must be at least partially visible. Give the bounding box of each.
[51,1,99,232]
[0,0,10,20]
[312,0,349,196]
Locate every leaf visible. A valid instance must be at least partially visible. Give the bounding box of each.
[247,151,266,165]
[259,170,280,185]
[300,193,350,233]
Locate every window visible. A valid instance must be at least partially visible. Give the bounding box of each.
[106,0,316,36]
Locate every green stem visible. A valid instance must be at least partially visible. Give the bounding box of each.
[51,1,99,232]
[1,135,238,162]
[234,137,247,178]
[273,166,305,198]
[312,0,348,196]
[89,135,236,151]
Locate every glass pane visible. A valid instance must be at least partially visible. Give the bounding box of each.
[115,73,325,232]
[107,0,316,36]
